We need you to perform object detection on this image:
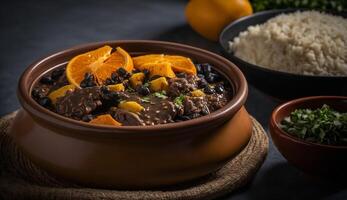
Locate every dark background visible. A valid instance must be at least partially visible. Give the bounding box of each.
[1,0,346,199]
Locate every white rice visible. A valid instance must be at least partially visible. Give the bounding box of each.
[229,11,347,76]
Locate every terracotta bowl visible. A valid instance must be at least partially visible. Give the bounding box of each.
[270,96,347,178]
[9,40,250,189]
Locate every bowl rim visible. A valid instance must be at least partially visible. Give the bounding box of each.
[219,8,347,79]
[18,40,248,134]
[270,96,347,149]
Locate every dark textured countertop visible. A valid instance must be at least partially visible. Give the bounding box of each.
[1,0,346,199]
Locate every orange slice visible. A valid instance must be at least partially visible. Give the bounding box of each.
[133,54,165,68]
[94,47,134,84]
[133,54,196,75]
[107,83,125,92]
[66,46,133,87]
[89,114,122,126]
[164,55,197,75]
[118,101,144,113]
[141,62,176,78]
[48,84,75,104]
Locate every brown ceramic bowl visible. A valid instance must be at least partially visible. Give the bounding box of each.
[9,40,251,189]
[270,96,347,178]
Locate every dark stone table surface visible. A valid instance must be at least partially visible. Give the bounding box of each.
[1,0,346,199]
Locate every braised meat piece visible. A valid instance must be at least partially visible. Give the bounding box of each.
[205,94,230,111]
[167,78,195,97]
[140,99,177,125]
[110,107,145,126]
[32,70,69,101]
[183,96,210,116]
[186,74,200,88]
[55,87,103,120]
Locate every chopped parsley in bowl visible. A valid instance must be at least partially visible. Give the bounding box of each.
[280,104,347,146]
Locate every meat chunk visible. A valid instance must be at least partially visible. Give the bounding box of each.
[186,74,200,88]
[32,74,69,100]
[140,99,177,125]
[110,107,145,126]
[167,78,195,97]
[183,96,210,116]
[55,87,103,120]
[183,98,199,114]
[205,94,229,111]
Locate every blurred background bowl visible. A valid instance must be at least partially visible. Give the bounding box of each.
[219,9,347,100]
[269,96,347,179]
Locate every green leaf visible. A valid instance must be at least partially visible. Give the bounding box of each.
[174,94,185,107]
[143,82,150,88]
[153,91,168,99]
[280,104,347,146]
[250,0,347,12]
[141,96,151,103]
[126,87,135,92]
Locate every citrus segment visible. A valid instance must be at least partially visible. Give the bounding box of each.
[66,45,112,87]
[116,47,134,72]
[133,54,164,69]
[48,84,76,104]
[133,54,196,75]
[118,101,145,113]
[107,83,125,92]
[150,77,169,92]
[129,73,145,88]
[164,55,197,75]
[89,114,122,126]
[66,46,133,87]
[141,62,176,78]
[95,47,134,84]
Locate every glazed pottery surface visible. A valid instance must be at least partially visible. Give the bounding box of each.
[270,96,347,178]
[10,40,250,189]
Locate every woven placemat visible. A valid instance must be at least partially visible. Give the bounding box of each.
[0,111,268,200]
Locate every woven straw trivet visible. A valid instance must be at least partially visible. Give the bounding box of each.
[0,111,268,200]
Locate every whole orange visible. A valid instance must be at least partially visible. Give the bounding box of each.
[185,0,253,41]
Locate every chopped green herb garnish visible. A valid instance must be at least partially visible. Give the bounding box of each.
[174,94,185,107]
[280,104,347,146]
[153,91,168,99]
[141,96,151,103]
[251,0,347,12]
[143,82,150,88]
[126,87,135,92]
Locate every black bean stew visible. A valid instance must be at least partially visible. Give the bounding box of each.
[32,60,233,126]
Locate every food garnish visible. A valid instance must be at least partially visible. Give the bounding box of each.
[174,94,185,107]
[133,54,196,75]
[140,96,151,103]
[251,0,347,12]
[153,91,168,99]
[280,105,347,146]
[89,114,122,126]
[118,101,145,113]
[66,46,133,87]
